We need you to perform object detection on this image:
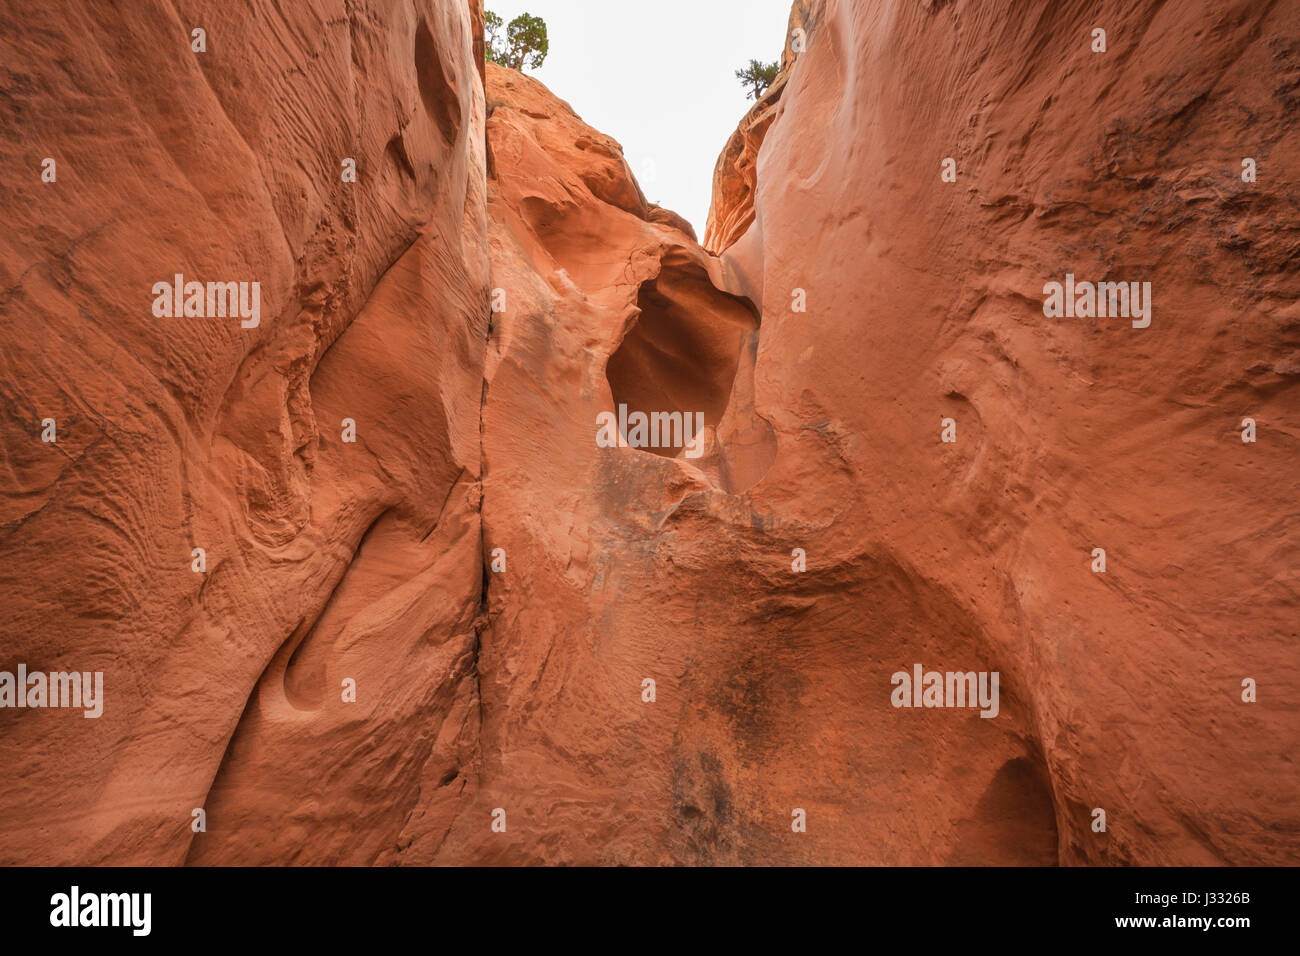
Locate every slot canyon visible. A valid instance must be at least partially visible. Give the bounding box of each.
[0,0,1296,867]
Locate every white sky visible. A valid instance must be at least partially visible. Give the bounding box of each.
[485,0,794,235]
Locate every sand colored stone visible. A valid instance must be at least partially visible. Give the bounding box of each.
[0,0,1296,865]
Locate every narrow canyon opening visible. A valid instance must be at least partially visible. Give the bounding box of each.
[605,248,759,459]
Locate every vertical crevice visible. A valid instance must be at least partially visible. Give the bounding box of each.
[472,296,492,744]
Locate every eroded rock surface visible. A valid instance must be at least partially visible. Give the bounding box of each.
[0,0,489,865]
[1,0,1296,867]
[468,0,1299,865]
[703,0,1300,864]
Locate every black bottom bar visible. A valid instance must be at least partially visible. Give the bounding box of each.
[0,865,1283,943]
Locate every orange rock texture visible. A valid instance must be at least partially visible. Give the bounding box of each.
[699,0,1300,865]
[1,0,1297,866]
[1,0,490,865]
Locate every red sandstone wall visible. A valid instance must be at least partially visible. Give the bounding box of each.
[0,0,1295,866]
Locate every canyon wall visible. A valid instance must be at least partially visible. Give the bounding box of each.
[0,0,490,865]
[443,0,1300,864]
[700,0,1300,863]
[0,0,1296,865]
[468,26,1059,866]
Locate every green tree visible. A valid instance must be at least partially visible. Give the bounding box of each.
[485,10,549,72]
[485,11,503,53]
[735,58,779,100]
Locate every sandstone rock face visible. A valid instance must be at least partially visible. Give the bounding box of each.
[467,1,1298,864]
[703,0,815,254]
[427,64,779,865]
[1,0,1297,867]
[0,0,489,865]
[471,60,1061,866]
[699,0,1300,864]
